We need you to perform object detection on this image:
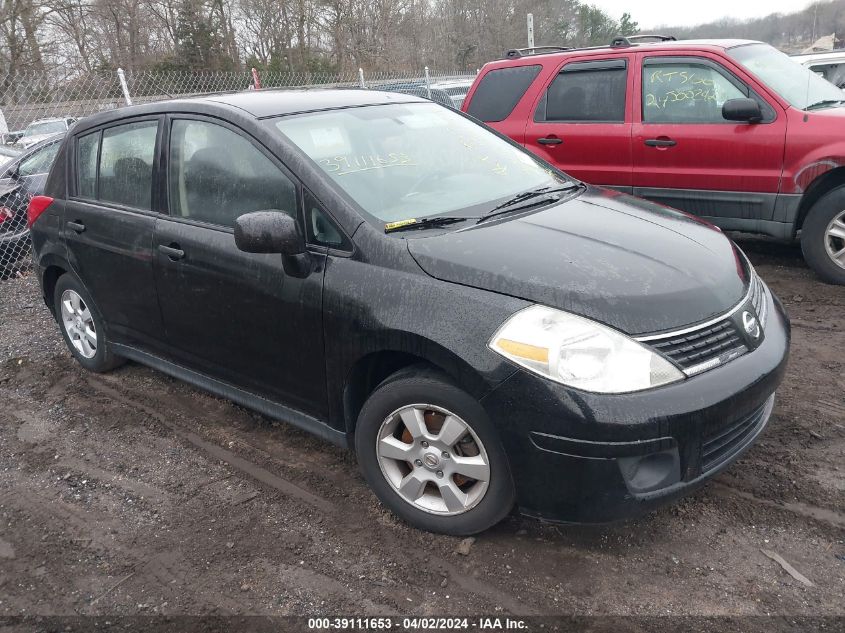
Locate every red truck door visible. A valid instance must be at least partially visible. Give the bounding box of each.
[631,52,787,227]
[523,56,633,188]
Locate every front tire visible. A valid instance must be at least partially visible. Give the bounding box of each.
[53,273,124,373]
[354,367,515,535]
[801,188,845,284]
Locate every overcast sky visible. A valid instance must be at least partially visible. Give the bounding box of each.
[590,0,815,29]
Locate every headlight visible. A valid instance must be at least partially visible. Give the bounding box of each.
[489,305,684,393]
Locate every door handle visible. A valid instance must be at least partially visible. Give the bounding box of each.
[644,138,677,147]
[537,136,563,145]
[158,244,185,261]
[67,221,86,233]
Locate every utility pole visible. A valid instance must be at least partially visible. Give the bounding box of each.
[527,13,535,48]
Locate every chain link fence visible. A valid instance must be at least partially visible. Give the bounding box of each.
[0,67,476,277]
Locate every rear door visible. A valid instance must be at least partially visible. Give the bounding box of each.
[523,56,633,188]
[63,118,164,348]
[153,115,328,418]
[632,53,787,226]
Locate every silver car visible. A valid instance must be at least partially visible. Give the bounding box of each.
[15,117,76,149]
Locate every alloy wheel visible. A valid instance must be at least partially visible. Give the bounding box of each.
[60,289,97,359]
[825,210,845,270]
[375,404,490,515]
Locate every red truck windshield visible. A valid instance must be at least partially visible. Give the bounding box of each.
[729,43,844,111]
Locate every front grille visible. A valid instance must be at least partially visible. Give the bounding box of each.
[638,273,770,376]
[648,318,746,371]
[700,398,771,472]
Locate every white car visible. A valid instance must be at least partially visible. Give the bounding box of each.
[15,117,77,149]
[430,79,474,108]
[792,50,845,88]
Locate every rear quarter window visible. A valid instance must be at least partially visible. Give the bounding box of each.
[466,65,542,122]
[76,132,99,198]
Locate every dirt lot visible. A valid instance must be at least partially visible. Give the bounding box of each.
[0,237,843,626]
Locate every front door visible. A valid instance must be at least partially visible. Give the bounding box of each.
[523,56,633,188]
[632,54,787,226]
[153,116,327,417]
[63,118,164,348]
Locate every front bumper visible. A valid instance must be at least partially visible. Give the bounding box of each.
[481,285,790,523]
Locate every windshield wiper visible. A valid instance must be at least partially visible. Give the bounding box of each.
[384,215,470,233]
[805,99,845,111]
[477,183,582,225]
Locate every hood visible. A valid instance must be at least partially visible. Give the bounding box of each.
[803,105,845,120]
[407,187,751,335]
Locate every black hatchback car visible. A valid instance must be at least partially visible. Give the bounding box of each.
[28,90,790,534]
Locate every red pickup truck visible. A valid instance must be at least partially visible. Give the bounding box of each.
[462,36,845,284]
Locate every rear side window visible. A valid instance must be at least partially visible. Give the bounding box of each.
[466,65,542,122]
[99,121,157,209]
[168,119,297,228]
[76,132,98,198]
[537,60,627,122]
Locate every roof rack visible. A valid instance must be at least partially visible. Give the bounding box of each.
[504,46,571,59]
[610,34,676,47]
[501,35,677,60]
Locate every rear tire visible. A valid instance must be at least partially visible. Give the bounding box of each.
[801,187,845,284]
[354,367,515,535]
[53,273,125,373]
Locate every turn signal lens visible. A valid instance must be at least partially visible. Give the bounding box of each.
[26,195,53,227]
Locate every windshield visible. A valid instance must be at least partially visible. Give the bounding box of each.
[24,121,66,137]
[729,43,844,110]
[271,103,567,224]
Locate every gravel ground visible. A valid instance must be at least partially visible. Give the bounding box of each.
[0,237,843,627]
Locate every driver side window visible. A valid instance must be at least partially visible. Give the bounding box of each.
[168,119,297,227]
[642,61,746,123]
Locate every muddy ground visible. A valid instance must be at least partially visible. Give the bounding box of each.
[0,237,843,627]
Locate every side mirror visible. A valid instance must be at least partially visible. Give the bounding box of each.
[234,211,304,255]
[722,98,763,123]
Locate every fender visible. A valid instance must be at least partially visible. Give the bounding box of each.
[334,333,518,434]
[781,112,845,194]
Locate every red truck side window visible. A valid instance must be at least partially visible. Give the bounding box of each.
[537,59,627,123]
[466,65,542,122]
[642,61,746,124]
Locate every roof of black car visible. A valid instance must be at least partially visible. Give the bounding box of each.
[69,89,432,134]
[198,88,427,118]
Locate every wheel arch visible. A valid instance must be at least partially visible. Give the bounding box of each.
[37,254,71,317]
[794,166,845,235]
[339,338,500,438]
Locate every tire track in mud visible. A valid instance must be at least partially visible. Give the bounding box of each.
[83,371,543,615]
[3,378,402,613]
[83,376,335,514]
[708,482,845,530]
